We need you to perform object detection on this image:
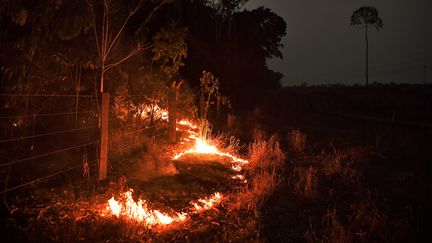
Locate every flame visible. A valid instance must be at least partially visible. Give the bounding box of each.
[231,174,247,183]
[173,119,248,178]
[191,192,222,211]
[173,136,248,165]
[102,118,245,226]
[134,104,169,122]
[103,189,223,226]
[104,189,186,227]
[178,119,198,129]
[108,197,122,217]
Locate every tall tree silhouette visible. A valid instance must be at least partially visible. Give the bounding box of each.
[351,6,383,87]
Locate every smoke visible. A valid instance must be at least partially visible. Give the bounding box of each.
[133,144,178,181]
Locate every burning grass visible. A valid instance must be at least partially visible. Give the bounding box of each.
[234,134,286,211]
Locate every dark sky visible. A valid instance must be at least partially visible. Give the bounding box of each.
[245,0,432,86]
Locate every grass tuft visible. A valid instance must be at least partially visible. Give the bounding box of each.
[234,134,286,211]
[287,129,307,153]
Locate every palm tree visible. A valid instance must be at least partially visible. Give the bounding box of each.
[351,6,383,87]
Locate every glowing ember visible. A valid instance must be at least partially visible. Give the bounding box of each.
[231,164,242,172]
[231,174,248,183]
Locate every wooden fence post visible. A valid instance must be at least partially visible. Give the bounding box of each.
[168,86,177,143]
[99,92,109,180]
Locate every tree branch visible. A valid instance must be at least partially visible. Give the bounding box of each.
[86,0,102,59]
[104,47,139,71]
[105,0,144,57]
[135,0,175,35]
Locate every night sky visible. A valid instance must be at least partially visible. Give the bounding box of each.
[245,0,432,86]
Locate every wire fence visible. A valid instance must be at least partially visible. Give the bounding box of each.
[0,140,98,167]
[0,126,98,144]
[0,93,100,196]
[0,92,169,196]
[0,161,96,195]
[0,111,95,120]
[0,93,97,97]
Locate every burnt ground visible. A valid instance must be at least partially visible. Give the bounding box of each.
[1,85,432,242]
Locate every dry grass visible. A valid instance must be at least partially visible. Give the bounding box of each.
[320,149,362,186]
[234,134,286,211]
[322,150,345,176]
[350,191,388,242]
[305,209,352,243]
[292,166,319,199]
[305,194,387,243]
[287,129,307,153]
[247,134,286,172]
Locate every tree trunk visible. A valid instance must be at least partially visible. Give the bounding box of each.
[365,24,369,87]
[99,92,109,180]
[168,88,177,143]
[100,62,105,93]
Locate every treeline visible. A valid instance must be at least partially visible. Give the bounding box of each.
[0,0,286,114]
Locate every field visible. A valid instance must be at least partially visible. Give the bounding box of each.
[1,84,431,242]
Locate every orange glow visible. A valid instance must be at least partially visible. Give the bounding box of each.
[173,136,248,165]
[174,119,248,176]
[191,192,222,211]
[102,118,246,226]
[103,189,223,226]
[178,119,198,129]
[104,189,185,226]
[134,104,169,122]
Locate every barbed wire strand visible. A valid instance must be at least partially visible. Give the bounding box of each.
[0,160,97,195]
[0,140,98,167]
[119,131,166,152]
[112,125,156,138]
[0,93,96,98]
[0,126,98,144]
[0,111,96,120]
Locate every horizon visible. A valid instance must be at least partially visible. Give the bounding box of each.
[245,0,432,86]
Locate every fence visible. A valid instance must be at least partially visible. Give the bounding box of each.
[0,92,168,199]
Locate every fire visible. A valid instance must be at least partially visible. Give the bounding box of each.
[178,119,198,129]
[103,189,223,226]
[108,197,122,217]
[174,119,248,177]
[134,104,169,122]
[231,174,247,183]
[104,189,186,227]
[191,192,222,211]
[102,118,246,226]
[173,136,248,166]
